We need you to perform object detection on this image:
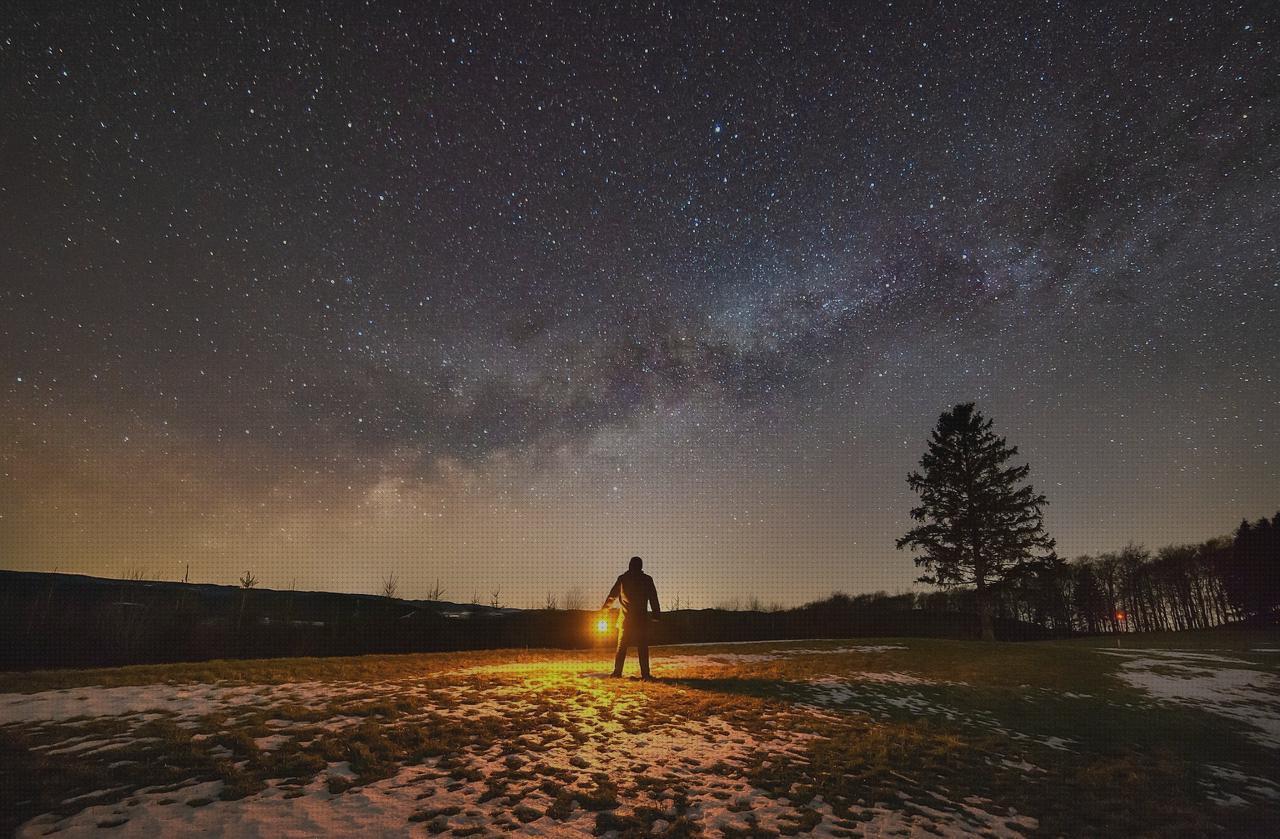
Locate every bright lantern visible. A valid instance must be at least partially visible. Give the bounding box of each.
[596,619,609,633]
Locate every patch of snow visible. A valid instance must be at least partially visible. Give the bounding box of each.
[999,757,1044,773]
[1029,736,1074,752]
[803,677,1076,753]
[1203,764,1280,802]
[0,681,369,726]
[1100,648,1253,665]
[1103,650,1280,748]
[253,734,291,751]
[60,786,129,806]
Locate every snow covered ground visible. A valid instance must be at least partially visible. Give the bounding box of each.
[4,638,1278,836]
[3,642,1045,837]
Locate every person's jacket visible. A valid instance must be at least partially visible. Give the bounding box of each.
[605,569,661,626]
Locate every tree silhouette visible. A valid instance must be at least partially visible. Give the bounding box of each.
[1225,514,1280,622]
[897,403,1057,640]
[236,570,258,637]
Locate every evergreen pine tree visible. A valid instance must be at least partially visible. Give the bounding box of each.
[897,403,1057,641]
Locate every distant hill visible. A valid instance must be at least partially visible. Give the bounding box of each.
[0,570,1052,671]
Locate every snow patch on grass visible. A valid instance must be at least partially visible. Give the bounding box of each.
[0,681,340,725]
[1202,763,1280,807]
[801,677,1077,752]
[1103,649,1280,748]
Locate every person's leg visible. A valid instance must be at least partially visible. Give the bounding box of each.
[638,642,651,678]
[612,627,628,676]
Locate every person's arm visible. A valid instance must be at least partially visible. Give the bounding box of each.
[602,576,621,610]
[648,578,661,617]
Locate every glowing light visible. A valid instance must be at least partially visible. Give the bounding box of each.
[596,619,609,633]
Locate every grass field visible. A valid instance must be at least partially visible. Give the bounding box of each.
[2,632,1278,837]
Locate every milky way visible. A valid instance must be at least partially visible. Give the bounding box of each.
[2,2,1276,604]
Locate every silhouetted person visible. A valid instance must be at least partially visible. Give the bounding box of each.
[602,556,661,679]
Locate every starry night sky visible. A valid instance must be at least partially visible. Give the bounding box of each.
[2,2,1276,606]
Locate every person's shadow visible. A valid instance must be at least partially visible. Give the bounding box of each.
[581,673,783,699]
[650,676,785,699]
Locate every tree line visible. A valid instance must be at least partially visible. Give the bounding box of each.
[899,402,1278,637]
[917,518,1278,634]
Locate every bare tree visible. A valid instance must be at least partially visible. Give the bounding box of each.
[121,566,148,581]
[174,563,191,611]
[381,572,399,600]
[489,587,503,608]
[562,587,585,610]
[236,570,257,635]
[425,578,446,601]
[746,596,764,612]
[543,592,558,610]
